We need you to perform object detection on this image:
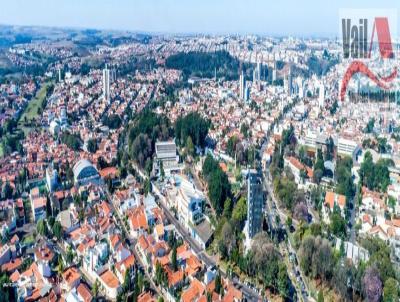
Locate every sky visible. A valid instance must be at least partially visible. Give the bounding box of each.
[0,0,399,37]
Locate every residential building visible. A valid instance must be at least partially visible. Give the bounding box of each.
[245,169,263,239]
[103,65,110,101]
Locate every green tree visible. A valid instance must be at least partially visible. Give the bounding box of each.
[171,245,178,271]
[52,221,63,239]
[336,156,354,200]
[0,272,14,302]
[286,216,293,228]
[102,114,122,129]
[123,269,131,293]
[186,136,195,157]
[56,256,65,277]
[2,181,13,199]
[215,272,223,295]
[159,160,165,180]
[222,198,232,219]
[324,136,335,161]
[330,210,347,238]
[137,271,144,292]
[278,263,290,298]
[231,196,247,228]
[365,118,375,133]
[317,290,324,302]
[175,112,210,148]
[383,278,398,302]
[60,131,81,151]
[37,219,47,236]
[226,135,239,158]
[92,280,99,298]
[145,158,153,176]
[240,123,250,138]
[87,139,98,153]
[66,246,74,264]
[314,149,325,171]
[207,168,231,216]
[144,179,152,195]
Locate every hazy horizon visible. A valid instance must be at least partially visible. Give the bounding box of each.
[1,0,399,38]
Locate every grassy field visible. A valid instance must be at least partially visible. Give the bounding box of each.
[18,81,53,135]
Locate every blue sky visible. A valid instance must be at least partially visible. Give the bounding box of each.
[0,0,399,37]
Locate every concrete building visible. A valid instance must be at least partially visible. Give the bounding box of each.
[337,137,359,158]
[176,177,205,228]
[246,169,263,239]
[46,164,58,193]
[154,140,181,175]
[103,65,110,101]
[239,70,246,100]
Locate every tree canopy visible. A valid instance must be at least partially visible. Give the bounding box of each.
[202,154,231,216]
[175,112,210,148]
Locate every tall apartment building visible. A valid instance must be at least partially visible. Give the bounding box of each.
[246,169,263,238]
[239,70,246,100]
[103,65,110,101]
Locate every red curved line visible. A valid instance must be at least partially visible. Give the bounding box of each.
[380,68,397,82]
[340,61,396,101]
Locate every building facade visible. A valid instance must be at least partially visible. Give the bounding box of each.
[246,169,263,238]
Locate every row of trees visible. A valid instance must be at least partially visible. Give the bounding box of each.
[219,228,291,298]
[165,50,253,81]
[37,217,63,240]
[335,156,354,201]
[202,154,232,216]
[296,228,399,302]
[217,196,247,259]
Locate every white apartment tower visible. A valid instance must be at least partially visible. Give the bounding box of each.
[103,64,110,101]
[239,70,246,100]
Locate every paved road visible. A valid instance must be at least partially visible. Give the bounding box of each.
[259,98,310,301]
[129,161,262,301]
[263,173,310,302]
[152,182,262,301]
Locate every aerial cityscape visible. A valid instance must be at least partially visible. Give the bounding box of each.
[0,1,400,302]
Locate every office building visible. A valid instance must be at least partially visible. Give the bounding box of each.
[155,140,182,175]
[337,137,359,157]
